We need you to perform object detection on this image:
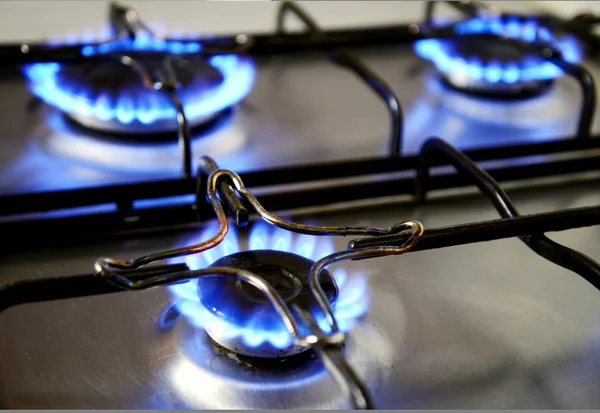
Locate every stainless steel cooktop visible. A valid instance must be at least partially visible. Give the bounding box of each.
[0,0,599,409]
[0,0,594,194]
[2,180,600,409]
[3,45,599,194]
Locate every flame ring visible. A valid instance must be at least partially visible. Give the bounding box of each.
[23,36,255,127]
[167,223,370,352]
[414,15,583,84]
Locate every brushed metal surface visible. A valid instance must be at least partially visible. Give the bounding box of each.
[0,1,596,194]
[1,0,600,409]
[2,47,599,194]
[1,179,599,409]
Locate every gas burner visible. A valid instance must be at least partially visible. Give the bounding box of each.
[414,15,584,99]
[54,53,224,134]
[30,106,247,174]
[23,36,255,134]
[201,249,338,358]
[167,223,369,359]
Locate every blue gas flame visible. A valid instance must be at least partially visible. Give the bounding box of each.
[167,222,369,349]
[414,16,583,83]
[22,33,255,126]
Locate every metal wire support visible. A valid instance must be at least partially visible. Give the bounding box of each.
[415,137,600,291]
[201,166,424,409]
[94,169,232,285]
[424,0,497,24]
[93,156,425,409]
[294,220,422,409]
[486,34,596,139]
[197,156,249,226]
[95,156,424,287]
[108,1,166,41]
[309,221,424,333]
[207,167,412,238]
[349,204,600,253]
[94,264,353,360]
[156,56,194,178]
[276,1,404,156]
[106,53,194,178]
[293,308,375,410]
[0,264,190,313]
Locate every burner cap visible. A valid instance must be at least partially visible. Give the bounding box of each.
[198,250,338,358]
[414,15,583,99]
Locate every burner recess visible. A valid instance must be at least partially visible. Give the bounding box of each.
[200,250,338,358]
[414,15,583,98]
[23,35,255,134]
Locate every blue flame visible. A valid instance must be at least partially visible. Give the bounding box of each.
[80,34,203,57]
[414,16,583,83]
[22,34,255,126]
[167,222,368,349]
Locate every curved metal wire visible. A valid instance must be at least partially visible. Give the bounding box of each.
[203,164,426,333]
[159,55,194,178]
[111,1,258,55]
[95,159,424,286]
[99,53,195,178]
[109,1,167,41]
[97,264,310,344]
[198,156,249,226]
[300,220,423,409]
[117,55,154,88]
[95,157,425,410]
[207,168,404,237]
[417,137,600,291]
[276,1,404,156]
[94,170,231,283]
[309,220,424,333]
[294,308,374,410]
[424,0,496,24]
[222,163,423,409]
[277,1,320,34]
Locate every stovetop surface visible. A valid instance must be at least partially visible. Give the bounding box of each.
[1,180,600,409]
[1,1,596,195]
[4,46,600,195]
[1,0,600,409]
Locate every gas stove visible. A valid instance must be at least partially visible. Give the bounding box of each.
[1,0,600,409]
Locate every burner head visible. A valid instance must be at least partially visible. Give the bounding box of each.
[23,37,256,135]
[199,250,339,358]
[414,15,583,99]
